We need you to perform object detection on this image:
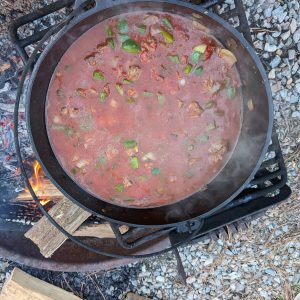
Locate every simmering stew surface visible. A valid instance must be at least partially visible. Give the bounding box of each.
[46,12,242,207]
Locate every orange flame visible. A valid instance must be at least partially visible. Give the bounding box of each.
[40,199,51,206]
[25,160,50,206]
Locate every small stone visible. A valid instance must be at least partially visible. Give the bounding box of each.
[257,32,265,40]
[296,83,300,94]
[287,78,293,85]
[186,276,196,284]
[292,111,300,119]
[272,6,286,23]
[264,43,277,52]
[270,55,281,68]
[285,37,293,47]
[293,29,300,43]
[297,43,300,52]
[276,49,282,56]
[281,30,290,41]
[259,289,269,298]
[290,94,298,104]
[272,31,281,38]
[281,21,290,31]
[288,49,296,60]
[264,7,272,17]
[254,40,264,50]
[268,69,276,79]
[156,276,164,283]
[236,283,245,292]
[263,53,270,59]
[266,34,277,45]
[204,257,213,266]
[290,18,297,34]
[280,89,288,99]
[265,268,277,276]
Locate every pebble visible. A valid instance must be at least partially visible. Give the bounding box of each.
[264,43,277,52]
[293,29,300,43]
[156,276,164,283]
[272,6,286,23]
[290,18,297,34]
[254,40,264,50]
[288,49,296,60]
[186,276,196,284]
[257,32,265,40]
[290,94,298,104]
[281,30,290,40]
[264,7,272,18]
[268,69,276,79]
[291,111,300,119]
[265,269,277,276]
[270,55,281,68]
[296,83,300,94]
[236,283,245,292]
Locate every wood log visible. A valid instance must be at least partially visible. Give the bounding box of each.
[125,293,151,300]
[0,267,81,300]
[25,197,91,258]
[15,178,64,202]
[74,223,129,239]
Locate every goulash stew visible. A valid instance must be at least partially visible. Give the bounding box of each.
[46,12,242,207]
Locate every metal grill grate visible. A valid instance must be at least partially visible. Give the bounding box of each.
[9,0,291,257]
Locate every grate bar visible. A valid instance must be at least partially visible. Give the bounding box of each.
[250,170,282,185]
[259,157,279,170]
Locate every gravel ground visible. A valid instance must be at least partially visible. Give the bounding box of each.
[0,0,299,299]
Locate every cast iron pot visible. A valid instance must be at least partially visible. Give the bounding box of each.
[27,0,273,227]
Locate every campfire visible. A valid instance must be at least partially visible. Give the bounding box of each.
[16,160,61,204]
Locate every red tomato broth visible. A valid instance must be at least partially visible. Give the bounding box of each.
[46,12,242,207]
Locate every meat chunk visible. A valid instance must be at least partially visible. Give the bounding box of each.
[151,68,164,82]
[96,40,108,51]
[123,176,133,187]
[141,35,157,52]
[140,50,153,63]
[203,78,222,93]
[127,65,142,81]
[127,88,138,98]
[208,139,228,162]
[188,157,202,165]
[187,101,204,118]
[105,144,119,160]
[143,14,159,26]
[84,52,103,66]
[177,99,184,108]
[103,83,110,97]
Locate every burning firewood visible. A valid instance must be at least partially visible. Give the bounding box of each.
[20,160,130,257]
[15,161,63,202]
[25,197,92,258]
[25,196,129,258]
